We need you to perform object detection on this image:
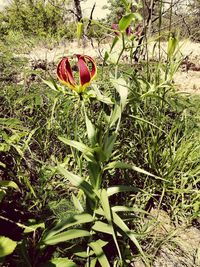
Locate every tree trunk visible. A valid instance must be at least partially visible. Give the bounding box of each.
[73,0,82,21]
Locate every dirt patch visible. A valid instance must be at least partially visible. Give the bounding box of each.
[153,226,200,267]
[174,70,200,93]
[134,209,200,266]
[28,40,104,62]
[26,39,200,94]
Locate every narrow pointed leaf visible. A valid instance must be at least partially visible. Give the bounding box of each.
[24,222,45,233]
[112,211,148,263]
[85,112,96,146]
[72,193,84,212]
[58,166,96,200]
[0,181,19,190]
[103,51,109,63]
[58,137,94,161]
[42,78,60,92]
[75,250,94,258]
[43,229,91,245]
[111,78,128,110]
[89,240,110,267]
[98,190,122,259]
[90,85,114,105]
[109,105,121,127]
[45,213,93,238]
[100,189,112,222]
[103,133,117,159]
[104,161,166,181]
[110,36,120,52]
[107,185,140,196]
[43,257,78,267]
[92,221,113,235]
[167,35,178,59]
[112,206,149,215]
[119,13,135,31]
[90,258,97,267]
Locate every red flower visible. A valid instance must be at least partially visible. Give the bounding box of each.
[111,23,120,36]
[111,23,132,37]
[57,54,97,93]
[125,26,132,36]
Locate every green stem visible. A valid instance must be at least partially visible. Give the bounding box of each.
[116,33,125,65]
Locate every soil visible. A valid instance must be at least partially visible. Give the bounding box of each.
[133,209,200,266]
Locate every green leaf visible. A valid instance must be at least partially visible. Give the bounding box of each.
[111,77,128,111]
[0,118,21,126]
[112,211,148,264]
[98,190,122,260]
[89,240,110,267]
[19,174,37,198]
[24,222,45,233]
[132,13,142,21]
[45,213,93,238]
[92,221,113,235]
[109,105,121,127]
[0,161,6,168]
[71,193,84,212]
[88,161,101,188]
[75,250,94,258]
[90,258,97,267]
[104,161,166,181]
[119,13,134,32]
[100,189,112,222]
[129,115,165,132]
[112,206,149,215]
[0,118,26,130]
[103,133,117,160]
[0,236,17,257]
[43,229,91,245]
[93,147,107,162]
[103,51,109,63]
[90,85,114,105]
[84,112,96,147]
[107,185,140,196]
[167,34,178,59]
[0,180,19,190]
[77,22,83,40]
[42,78,60,92]
[0,190,5,202]
[110,36,120,52]
[58,166,96,200]
[58,137,94,161]
[121,0,129,8]
[43,257,78,267]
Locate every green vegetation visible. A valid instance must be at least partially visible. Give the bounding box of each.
[0,0,200,266]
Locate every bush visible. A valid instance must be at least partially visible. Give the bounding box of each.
[0,0,73,39]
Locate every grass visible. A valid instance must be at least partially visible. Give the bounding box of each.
[0,27,200,266]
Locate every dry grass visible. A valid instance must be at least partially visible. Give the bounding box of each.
[25,39,200,94]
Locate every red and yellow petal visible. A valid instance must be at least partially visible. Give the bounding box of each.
[57,54,97,93]
[77,56,91,87]
[82,55,97,80]
[57,57,76,90]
